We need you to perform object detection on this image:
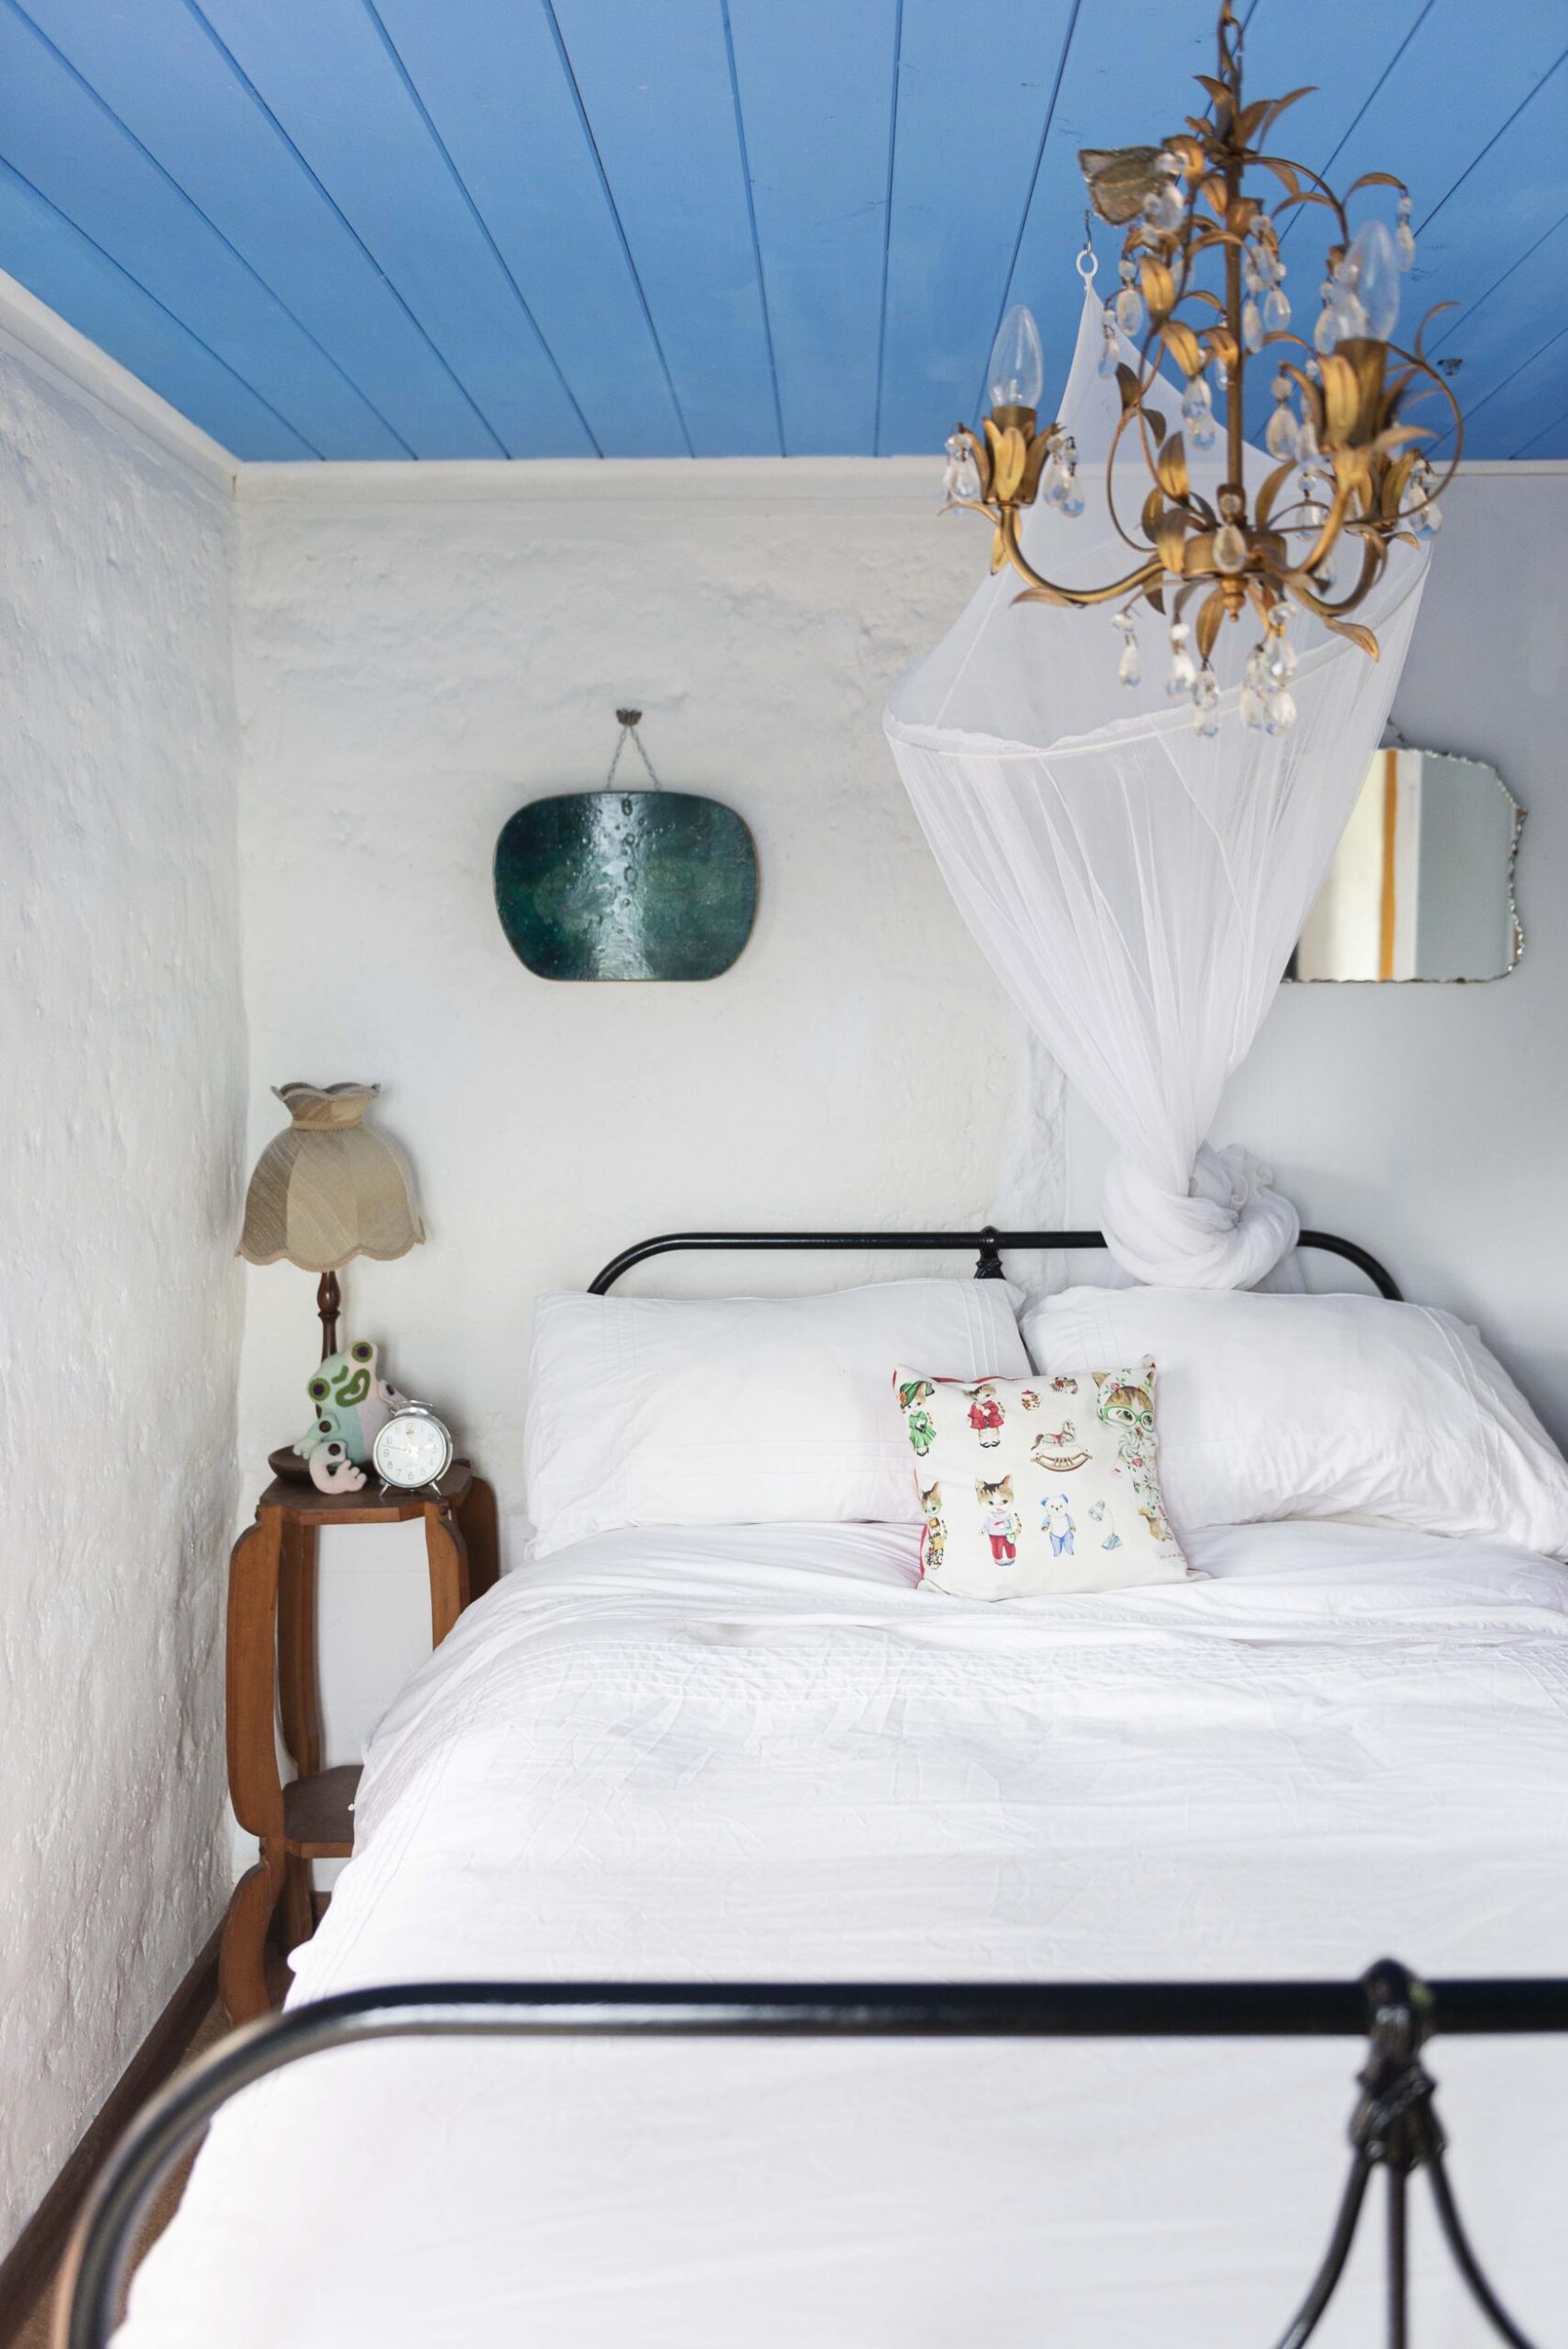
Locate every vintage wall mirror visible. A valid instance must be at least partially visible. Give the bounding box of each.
[1288,747,1523,983]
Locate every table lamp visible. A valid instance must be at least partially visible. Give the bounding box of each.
[239,1081,425,1362]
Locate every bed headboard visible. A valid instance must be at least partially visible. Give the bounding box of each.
[589,1226,1402,1300]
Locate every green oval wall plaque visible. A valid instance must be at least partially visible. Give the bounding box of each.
[493,790,758,982]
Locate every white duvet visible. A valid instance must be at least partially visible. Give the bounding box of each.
[123,1520,1568,2347]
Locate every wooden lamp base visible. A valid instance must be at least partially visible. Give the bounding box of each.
[267,1268,348,1483]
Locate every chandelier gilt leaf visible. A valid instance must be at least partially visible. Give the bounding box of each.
[940,0,1460,736]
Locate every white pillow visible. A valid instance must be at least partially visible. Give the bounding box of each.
[526,1279,1030,1556]
[1023,1285,1568,1557]
[893,1361,1190,1598]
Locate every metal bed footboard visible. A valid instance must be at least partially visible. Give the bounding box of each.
[56,1962,1568,2348]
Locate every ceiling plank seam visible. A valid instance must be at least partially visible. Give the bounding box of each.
[538,0,695,460]
[720,0,784,459]
[180,0,507,459]
[1419,43,1568,236]
[0,146,320,454]
[978,0,1084,423]
[1312,1,1436,195]
[358,0,600,456]
[4,0,387,453]
[871,0,905,459]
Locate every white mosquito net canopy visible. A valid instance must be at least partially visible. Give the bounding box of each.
[886,285,1429,1289]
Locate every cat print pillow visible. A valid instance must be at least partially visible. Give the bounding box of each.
[893,1361,1191,1599]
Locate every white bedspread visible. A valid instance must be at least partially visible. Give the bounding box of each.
[123,1519,1568,2347]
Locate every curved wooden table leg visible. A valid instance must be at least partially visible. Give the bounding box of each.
[277,1518,321,1779]
[280,1859,315,1956]
[423,1502,470,1647]
[224,1515,287,2021]
[458,1475,500,1604]
[276,1518,321,1958]
[220,1857,286,2026]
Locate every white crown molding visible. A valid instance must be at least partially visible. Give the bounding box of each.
[237,453,939,509]
[0,268,1559,506]
[237,453,1568,513]
[0,265,237,495]
[1453,459,1568,475]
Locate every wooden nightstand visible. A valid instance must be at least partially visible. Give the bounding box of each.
[221,1462,498,2022]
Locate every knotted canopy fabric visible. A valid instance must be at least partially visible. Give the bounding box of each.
[886,287,1427,1288]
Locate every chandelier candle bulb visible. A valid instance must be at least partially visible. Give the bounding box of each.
[986,304,1045,413]
[1341,218,1402,343]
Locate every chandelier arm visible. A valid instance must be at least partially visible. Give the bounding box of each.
[1282,552,1380,630]
[1107,391,1159,557]
[996,507,1163,607]
[1383,346,1466,503]
[1255,156,1351,246]
[1117,239,1201,558]
[1287,475,1355,585]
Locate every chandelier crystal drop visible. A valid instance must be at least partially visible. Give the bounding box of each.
[1113,256,1146,337]
[1166,620,1199,701]
[1114,607,1142,686]
[938,0,1461,725]
[1181,371,1217,450]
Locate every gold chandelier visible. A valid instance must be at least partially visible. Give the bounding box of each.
[940,0,1461,735]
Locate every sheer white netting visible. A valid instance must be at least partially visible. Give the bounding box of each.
[886,284,1428,1289]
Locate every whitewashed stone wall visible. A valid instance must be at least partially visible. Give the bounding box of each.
[0,291,244,2255]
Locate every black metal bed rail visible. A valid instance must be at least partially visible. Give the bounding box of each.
[55,1961,1566,2349]
[587,1224,1404,1299]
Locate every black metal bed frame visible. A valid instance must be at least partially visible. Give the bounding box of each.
[587,1221,1405,1299]
[63,1225,1568,2349]
[56,1966,1567,2348]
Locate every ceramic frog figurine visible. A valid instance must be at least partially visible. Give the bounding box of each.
[294,1339,407,1494]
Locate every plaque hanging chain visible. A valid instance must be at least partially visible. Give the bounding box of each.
[605,708,661,791]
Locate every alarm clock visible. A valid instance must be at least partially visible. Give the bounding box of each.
[371,1402,455,1492]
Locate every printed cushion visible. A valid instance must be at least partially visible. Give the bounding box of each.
[893,1360,1192,1599]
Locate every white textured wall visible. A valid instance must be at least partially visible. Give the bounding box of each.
[0,293,243,2253]
[232,461,1034,1759]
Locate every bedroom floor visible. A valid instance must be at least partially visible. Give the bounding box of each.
[17,2005,229,2349]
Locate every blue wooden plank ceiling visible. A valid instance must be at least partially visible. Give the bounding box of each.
[0,0,1561,461]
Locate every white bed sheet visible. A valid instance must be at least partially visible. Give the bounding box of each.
[122,1518,1568,2347]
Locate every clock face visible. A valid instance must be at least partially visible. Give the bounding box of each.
[374,1409,451,1488]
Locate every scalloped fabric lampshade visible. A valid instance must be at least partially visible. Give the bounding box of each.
[238,1083,425,1273]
